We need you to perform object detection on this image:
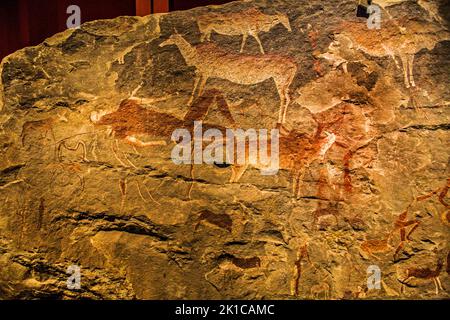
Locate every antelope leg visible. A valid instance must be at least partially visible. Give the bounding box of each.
[200,31,207,42]
[294,170,306,198]
[189,74,202,106]
[390,54,400,69]
[282,86,291,124]
[230,166,236,183]
[342,62,348,74]
[135,181,148,204]
[197,76,208,98]
[188,145,195,199]
[406,221,420,241]
[436,277,443,291]
[275,83,286,124]
[278,105,285,125]
[433,278,439,295]
[240,33,249,53]
[112,140,128,167]
[234,164,249,182]
[252,33,265,54]
[400,55,410,88]
[119,178,127,214]
[116,139,139,168]
[215,94,236,126]
[408,54,416,87]
[394,240,405,260]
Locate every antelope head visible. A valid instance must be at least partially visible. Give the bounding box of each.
[275,12,292,32]
[90,110,109,124]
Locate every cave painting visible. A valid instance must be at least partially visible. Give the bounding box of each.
[21,110,69,149]
[197,8,292,54]
[415,177,450,227]
[91,90,236,167]
[400,257,445,295]
[360,179,450,262]
[3,0,449,301]
[90,90,239,198]
[339,19,450,88]
[160,31,297,125]
[375,0,445,25]
[295,65,378,203]
[93,95,335,199]
[390,202,421,260]
[229,128,336,197]
[92,94,336,199]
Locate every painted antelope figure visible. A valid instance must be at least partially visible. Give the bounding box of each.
[90,90,236,166]
[372,0,446,25]
[90,91,237,201]
[160,32,297,125]
[228,129,336,197]
[339,19,450,88]
[197,8,292,54]
[400,258,445,295]
[413,177,450,226]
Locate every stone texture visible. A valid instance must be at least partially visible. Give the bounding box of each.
[0,0,449,299]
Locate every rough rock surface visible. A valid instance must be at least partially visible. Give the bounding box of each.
[0,0,449,299]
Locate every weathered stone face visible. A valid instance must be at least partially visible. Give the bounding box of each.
[0,0,449,299]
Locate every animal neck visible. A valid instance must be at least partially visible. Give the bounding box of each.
[174,36,197,66]
[318,134,336,157]
[270,14,288,31]
[269,15,281,29]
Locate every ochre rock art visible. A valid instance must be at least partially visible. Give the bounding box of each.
[159,32,297,125]
[197,8,292,54]
[360,178,449,263]
[360,237,393,260]
[338,18,450,89]
[0,0,449,300]
[228,127,336,198]
[375,0,446,25]
[399,257,445,294]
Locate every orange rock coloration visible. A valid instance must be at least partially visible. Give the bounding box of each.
[0,0,449,299]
